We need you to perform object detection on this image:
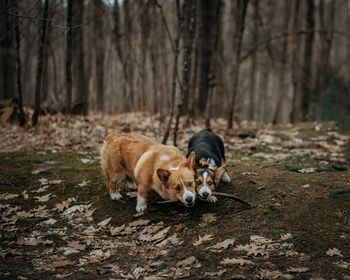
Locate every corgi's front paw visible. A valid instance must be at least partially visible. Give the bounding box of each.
[207,195,217,203]
[110,191,122,200]
[136,195,147,213]
[222,172,231,183]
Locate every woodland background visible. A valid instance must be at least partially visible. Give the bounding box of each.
[0,0,350,132]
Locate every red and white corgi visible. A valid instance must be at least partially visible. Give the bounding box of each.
[101,132,196,213]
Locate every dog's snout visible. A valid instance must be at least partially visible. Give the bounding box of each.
[185,196,194,204]
[202,192,209,198]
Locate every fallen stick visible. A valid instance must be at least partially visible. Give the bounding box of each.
[157,192,252,207]
[212,192,252,206]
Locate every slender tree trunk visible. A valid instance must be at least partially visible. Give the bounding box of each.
[162,0,181,144]
[272,1,290,124]
[315,0,335,121]
[113,0,128,105]
[140,1,150,111]
[227,0,249,130]
[248,0,258,122]
[0,0,16,100]
[65,0,73,114]
[289,0,301,123]
[300,0,315,121]
[74,0,87,114]
[32,0,49,126]
[173,0,196,146]
[94,0,105,112]
[197,0,218,115]
[123,0,134,111]
[14,0,25,126]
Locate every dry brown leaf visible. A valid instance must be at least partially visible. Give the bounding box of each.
[201,213,217,224]
[220,257,254,266]
[176,256,197,268]
[34,193,52,202]
[280,233,292,241]
[98,217,111,227]
[209,238,235,251]
[193,234,214,246]
[286,267,309,273]
[203,269,226,277]
[0,193,19,200]
[326,248,343,257]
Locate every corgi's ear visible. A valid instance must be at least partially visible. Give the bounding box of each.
[157,169,171,183]
[214,164,227,185]
[187,151,196,171]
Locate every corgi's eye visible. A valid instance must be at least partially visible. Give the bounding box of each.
[196,179,202,185]
[207,181,212,186]
[175,185,181,192]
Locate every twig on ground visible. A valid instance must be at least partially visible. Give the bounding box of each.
[212,192,252,206]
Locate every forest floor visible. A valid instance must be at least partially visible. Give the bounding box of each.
[0,113,350,279]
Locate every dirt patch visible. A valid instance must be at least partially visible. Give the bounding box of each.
[0,148,349,279]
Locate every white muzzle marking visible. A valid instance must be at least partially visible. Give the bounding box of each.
[198,172,212,198]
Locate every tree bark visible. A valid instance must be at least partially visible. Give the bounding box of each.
[32,0,49,126]
[65,0,73,114]
[248,0,258,122]
[227,0,249,130]
[197,0,218,115]
[0,0,16,101]
[289,0,301,123]
[315,0,335,121]
[14,0,25,126]
[162,0,181,145]
[300,0,315,121]
[94,0,105,112]
[173,0,196,146]
[272,1,290,124]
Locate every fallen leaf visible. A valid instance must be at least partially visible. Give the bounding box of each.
[326,248,343,257]
[110,224,126,236]
[129,219,150,227]
[286,267,309,273]
[201,213,217,224]
[98,217,112,227]
[203,269,226,277]
[78,180,90,187]
[39,178,49,185]
[32,186,50,193]
[209,239,235,251]
[40,218,57,225]
[280,233,292,242]
[176,256,197,268]
[0,193,19,200]
[220,257,254,266]
[193,234,214,246]
[334,261,350,269]
[34,193,52,202]
[151,226,171,242]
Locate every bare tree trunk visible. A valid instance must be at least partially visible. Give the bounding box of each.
[227,0,249,130]
[140,0,150,111]
[272,1,290,124]
[65,0,73,114]
[32,0,49,126]
[14,0,25,126]
[173,0,196,146]
[124,0,134,111]
[74,0,87,114]
[162,0,181,145]
[113,0,128,105]
[94,0,105,112]
[0,0,16,101]
[248,0,258,122]
[300,0,315,121]
[315,0,335,121]
[197,0,218,115]
[289,0,301,123]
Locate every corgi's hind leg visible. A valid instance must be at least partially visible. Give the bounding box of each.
[104,166,125,200]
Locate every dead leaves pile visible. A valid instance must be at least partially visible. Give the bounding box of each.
[0,114,348,168]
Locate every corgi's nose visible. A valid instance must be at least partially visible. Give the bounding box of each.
[202,192,209,198]
[185,196,194,204]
